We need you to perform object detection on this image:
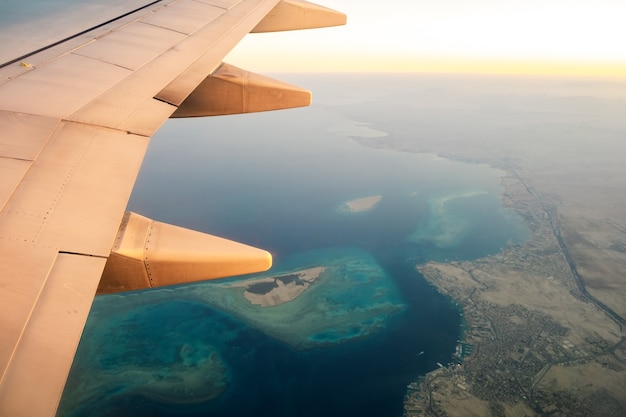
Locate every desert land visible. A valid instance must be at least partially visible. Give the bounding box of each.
[355,83,626,416]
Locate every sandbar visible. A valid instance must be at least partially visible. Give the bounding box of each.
[341,195,382,213]
[230,267,326,307]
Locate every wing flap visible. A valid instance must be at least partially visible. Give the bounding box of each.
[0,159,30,211]
[0,123,148,256]
[0,111,58,211]
[0,241,57,380]
[69,95,177,138]
[0,112,58,161]
[0,253,105,417]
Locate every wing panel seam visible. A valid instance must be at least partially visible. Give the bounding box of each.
[58,251,108,259]
[0,250,58,386]
[0,0,165,69]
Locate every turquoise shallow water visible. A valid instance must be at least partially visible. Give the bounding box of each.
[190,247,406,350]
[58,75,528,417]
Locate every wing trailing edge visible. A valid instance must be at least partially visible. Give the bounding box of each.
[98,212,272,294]
[0,250,105,417]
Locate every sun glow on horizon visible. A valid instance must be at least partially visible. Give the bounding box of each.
[226,0,626,78]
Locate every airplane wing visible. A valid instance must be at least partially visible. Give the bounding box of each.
[0,1,345,415]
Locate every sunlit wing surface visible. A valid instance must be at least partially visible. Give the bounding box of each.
[0,1,345,415]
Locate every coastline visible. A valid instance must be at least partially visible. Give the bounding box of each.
[402,164,626,417]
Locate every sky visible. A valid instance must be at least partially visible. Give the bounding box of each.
[225,0,626,76]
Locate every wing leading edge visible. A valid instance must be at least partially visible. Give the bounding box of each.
[0,1,345,415]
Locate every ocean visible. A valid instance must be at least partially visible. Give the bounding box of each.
[58,74,529,417]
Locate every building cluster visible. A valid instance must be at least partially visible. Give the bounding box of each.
[403,170,626,417]
[403,297,622,417]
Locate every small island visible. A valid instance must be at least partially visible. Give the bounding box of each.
[340,195,382,213]
[229,267,325,307]
[187,249,406,350]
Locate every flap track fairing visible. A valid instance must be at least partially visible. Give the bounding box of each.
[171,63,311,118]
[98,212,272,294]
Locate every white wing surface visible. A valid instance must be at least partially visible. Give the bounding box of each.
[0,1,345,415]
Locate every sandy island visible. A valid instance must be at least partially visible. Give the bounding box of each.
[187,252,406,350]
[230,267,326,307]
[341,195,382,213]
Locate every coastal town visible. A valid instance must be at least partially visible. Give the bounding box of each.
[402,168,626,417]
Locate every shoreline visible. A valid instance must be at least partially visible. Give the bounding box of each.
[402,163,626,416]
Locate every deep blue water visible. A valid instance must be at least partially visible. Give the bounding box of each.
[58,75,528,417]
